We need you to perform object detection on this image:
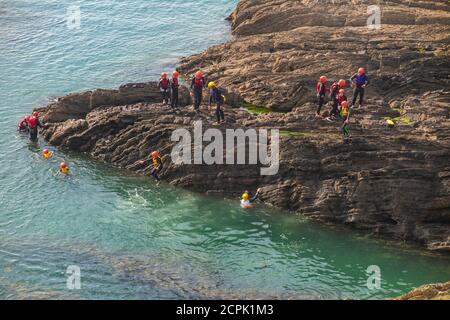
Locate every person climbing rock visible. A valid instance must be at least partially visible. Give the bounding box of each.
[17,116,30,132]
[170,71,180,109]
[241,188,262,209]
[158,72,170,105]
[339,101,351,141]
[329,79,346,119]
[350,68,369,108]
[149,151,163,182]
[208,81,225,124]
[28,111,45,141]
[316,76,327,117]
[190,71,206,111]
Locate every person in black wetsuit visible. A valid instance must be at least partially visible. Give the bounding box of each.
[316,75,327,117]
[28,112,45,141]
[208,81,225,124]
[158,72,170,105]
[149,151,163,182]
[350,68,370,108]
[329,79,346,119]
[171,71,180,109]
[190,71,206,111]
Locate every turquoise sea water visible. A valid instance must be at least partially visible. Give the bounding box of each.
[0,0,449,299]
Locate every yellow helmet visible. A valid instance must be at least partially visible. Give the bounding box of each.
[208,81,216,88]
[242,192,249,200]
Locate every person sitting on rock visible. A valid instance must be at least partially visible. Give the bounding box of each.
[158,72,171,105]
[339,101,351,141]
[149,151,164,183]
[316,76,327,118]
[17,115,30,132]
[241,188,262,209]
[207,81,225,125]
[350,68,369,109]
[329,79,346,119]
[170,71,180,109]
[190,71,206,111]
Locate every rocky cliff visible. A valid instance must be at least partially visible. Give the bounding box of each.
[36,0,449,252]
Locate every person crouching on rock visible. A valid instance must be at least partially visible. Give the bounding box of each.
[159,72,171,105]
[339,101,351,141]
[171,71,180,109]
[328,79,346,120]
[149,151,163,182]
[241,188,262,209]
[191,71,206,111]
[316,76,327,118]
[350,68,369,109]
[28,111,45,141]
[17,115,30,133]
[208,81,225,125]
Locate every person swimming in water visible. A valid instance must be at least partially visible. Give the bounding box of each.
[241,188,262,209]
[42,148,53,160]
[60,162,69,175]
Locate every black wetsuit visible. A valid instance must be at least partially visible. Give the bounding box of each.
[209,87,225,123]
[191,76,206,110]
[316,82,326,115]
[150,156,163,181]
[329,82,340,117]
[171,77,179,109]
[249,191,260,203]
[350,73,369,107]
[29,117,43,141]
[159,78,170,104]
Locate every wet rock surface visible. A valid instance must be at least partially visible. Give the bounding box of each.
[394,281,450,300]
[37,0,449,252]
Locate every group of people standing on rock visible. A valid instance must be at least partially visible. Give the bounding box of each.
[316,67,370,141]
[158,70,226,125]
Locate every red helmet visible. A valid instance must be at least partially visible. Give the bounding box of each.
[319,76,327,83]
[60,162,67,169]
[32,111,39,117]
[43,148,49,154]
[24,116,30,121]
[161,72,167,78]
[172,71,179,78]
[338,79,346,87]
[195,71,203,79]
[151,151,159,158]
[341,101,348,108]
[358,68,365,75]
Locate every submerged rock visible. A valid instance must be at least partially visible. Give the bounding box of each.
[36,0,449,252]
